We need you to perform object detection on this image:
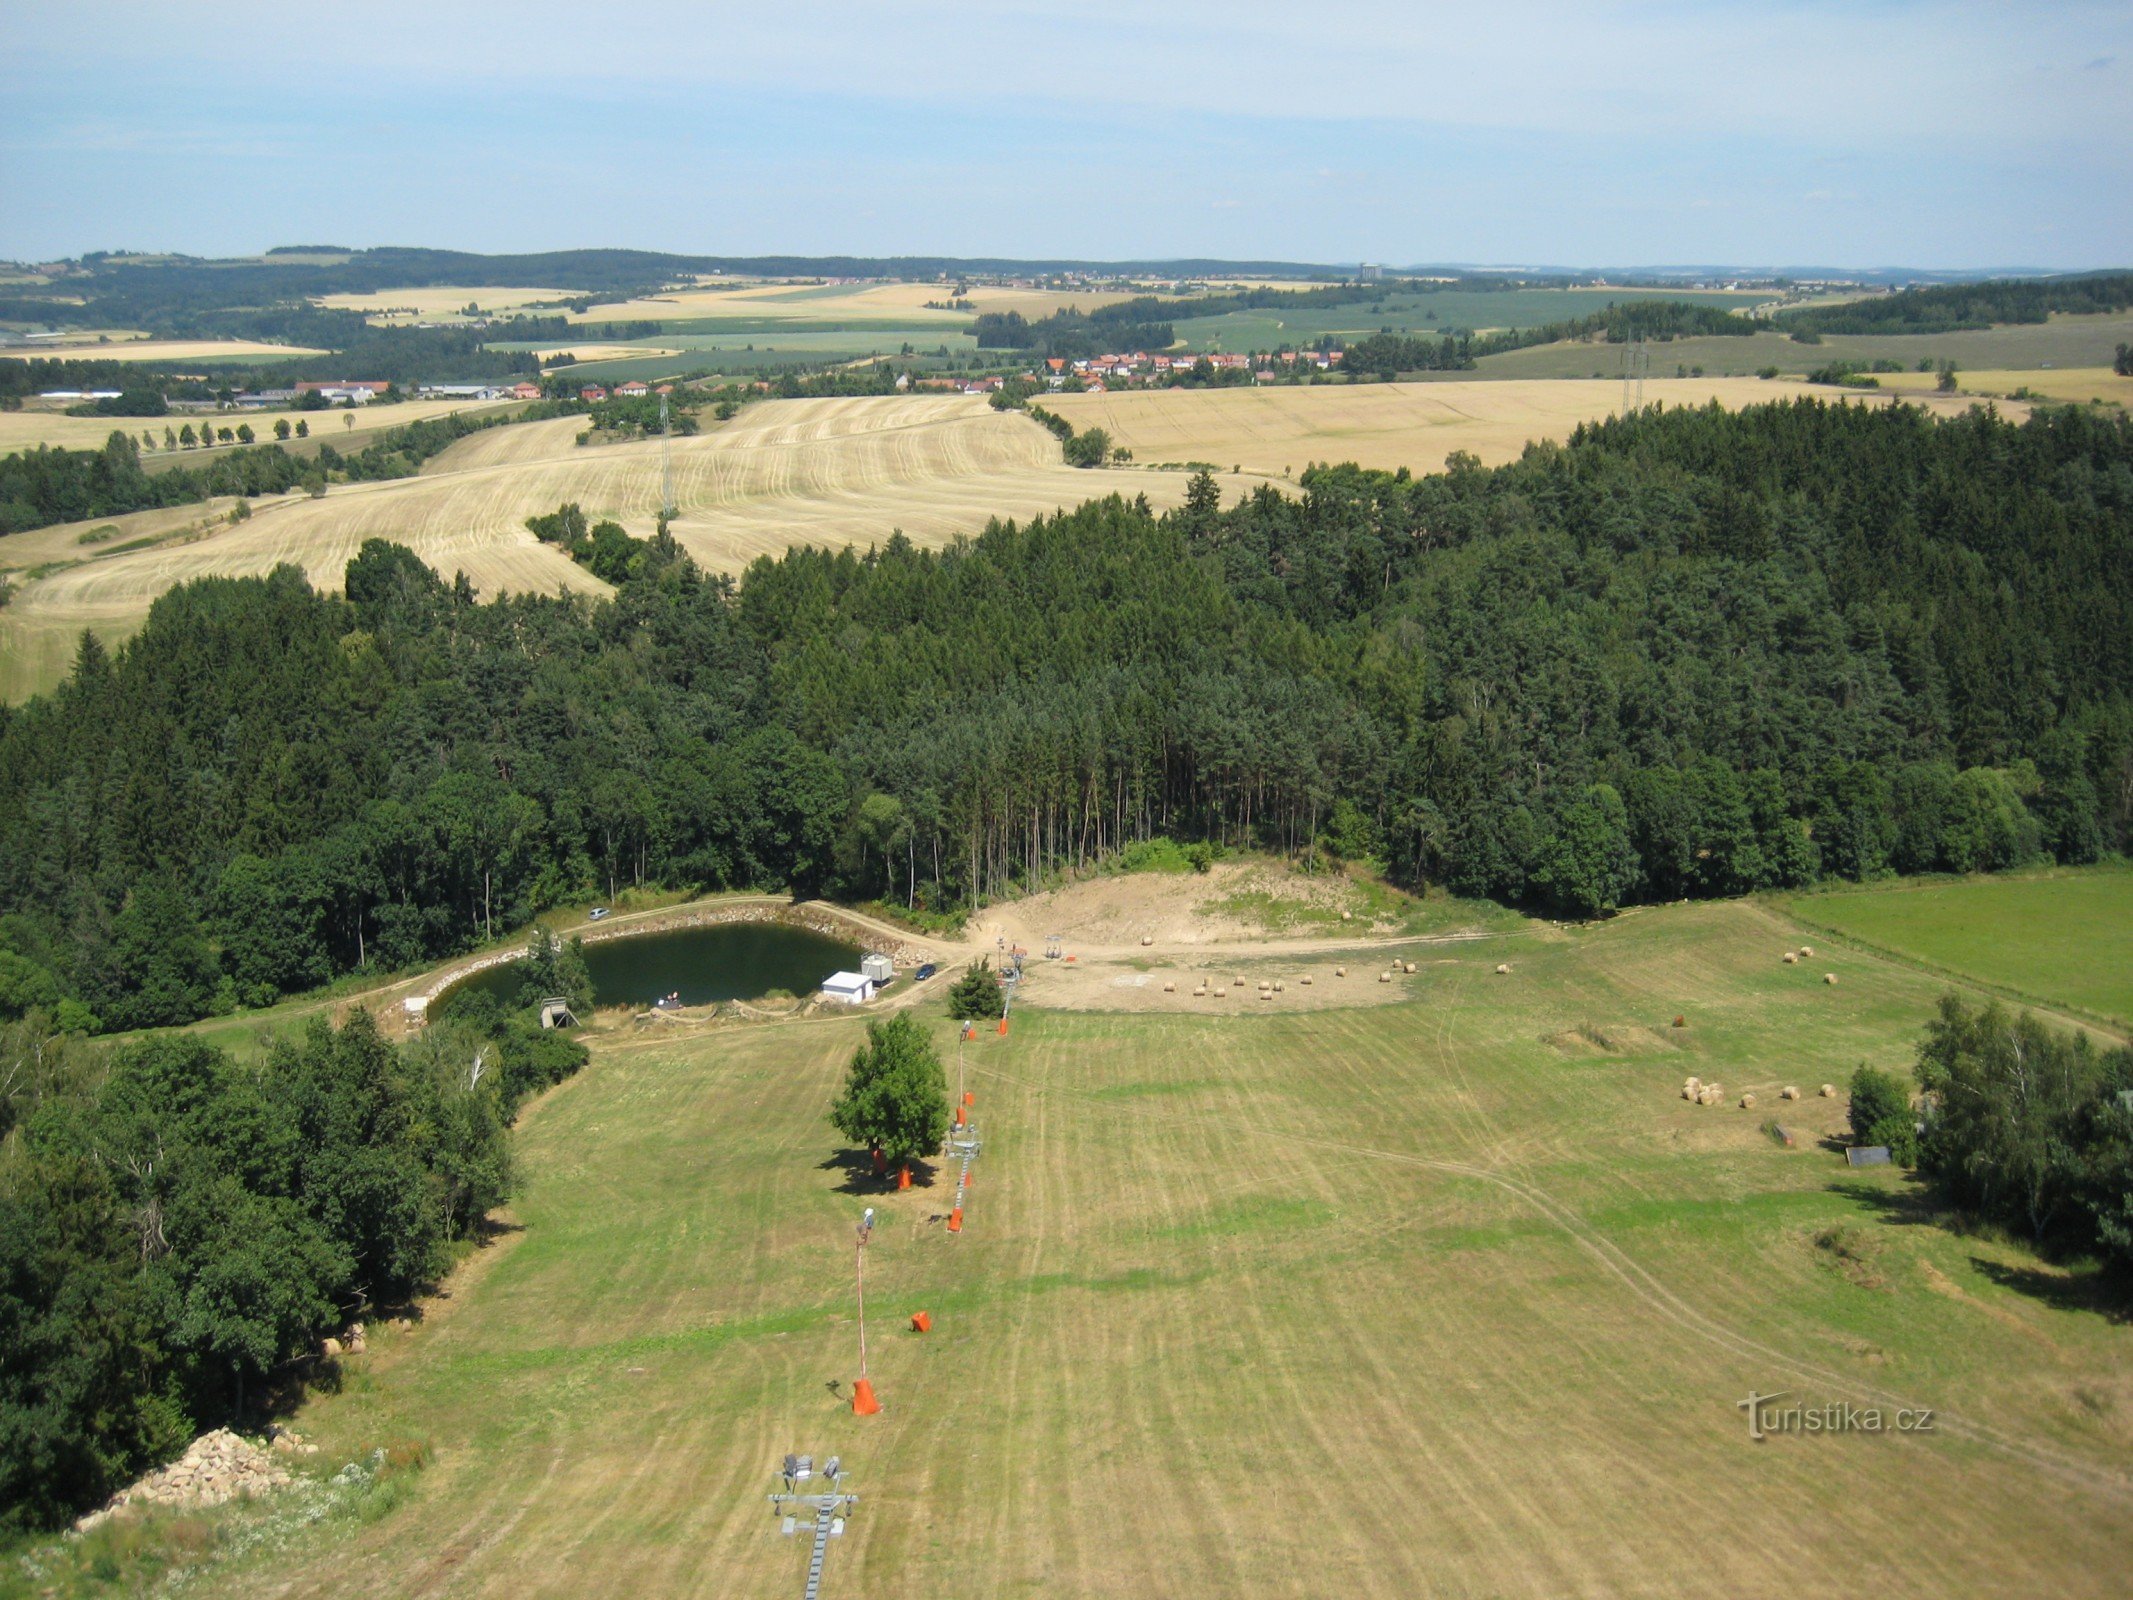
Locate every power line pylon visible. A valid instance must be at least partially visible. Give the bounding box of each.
[659,392,677,521]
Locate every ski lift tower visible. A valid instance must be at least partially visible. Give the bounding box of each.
[768,1454,858,1600]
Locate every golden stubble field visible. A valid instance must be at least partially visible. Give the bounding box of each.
[1042,376,2002,476]
[188,893,2133,1599]
[1,337,331,362]
[0,397,515,455]
[0,396,1281,700]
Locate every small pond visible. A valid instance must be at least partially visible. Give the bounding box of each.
[451,921,864,1010]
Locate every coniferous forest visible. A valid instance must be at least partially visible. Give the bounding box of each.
[0,397,2128,1036]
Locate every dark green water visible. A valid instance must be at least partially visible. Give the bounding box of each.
[455,921,863,1009]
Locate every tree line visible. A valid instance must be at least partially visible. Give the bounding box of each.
[1849,997,2132,1271]
[0,404,578,535]
[0,397,2127,1033]
[972,304,1178,358]
[0,965,587,1533]
[1778,271,2133,337]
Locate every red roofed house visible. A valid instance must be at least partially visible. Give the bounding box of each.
[617,380,650,397]
[510,382,542,400]
[580,384,607,402]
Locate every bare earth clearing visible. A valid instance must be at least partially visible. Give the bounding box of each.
[184,880,2132,1600]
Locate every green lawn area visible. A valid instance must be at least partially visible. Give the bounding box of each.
[1780,865,2133,1027]
[154,895,2133,1600]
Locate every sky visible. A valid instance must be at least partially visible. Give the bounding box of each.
[2,1,2130,270]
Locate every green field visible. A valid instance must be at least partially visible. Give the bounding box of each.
[1781,866,2133,1028]
[1170,285,1762,353]
[1472,312,2133,380]
[136,894,2133,1599]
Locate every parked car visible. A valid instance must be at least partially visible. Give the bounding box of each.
[588,906,610,921]
[915,962,937,981]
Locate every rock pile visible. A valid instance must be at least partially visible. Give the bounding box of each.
[75,1428,295,1531]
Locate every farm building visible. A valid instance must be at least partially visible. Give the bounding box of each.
[295,379,390,404]
[820,971,876,1005]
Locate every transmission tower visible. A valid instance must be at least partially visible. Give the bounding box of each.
[659,392,677,521]
[768,1454,858,1600]
[1620,338,1649,413]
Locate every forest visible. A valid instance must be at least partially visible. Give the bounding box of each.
[1778,270,2133,336]
[0,397,2127,1036]
[0,946,588,1533]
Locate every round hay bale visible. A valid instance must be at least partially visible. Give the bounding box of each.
[1194,986,1207,997]
[1301,975,1313,986]
[1379,971,1392,983]
[1781,1085,1799,1100]
[1335,966,1347,978]
[1800,945,1814,957]
[1782,953,1798,964]
[322,1337,344,1358]
[1340,908,1352,921]
[1140,935,1153,947]
[1495,963,1511,975]
[1273,981,1285,993]
[1260,989,1273,1001]
[1739,1093,1756,1110]
[1820,1083,1836,1097]
[1681,1085,1696,1100]
[1823,972,1838,985]
[1234,977,1246,989]
[1162,982,1176,993]
[1257,980,1272,992]
[1404,961,1417,974]
[1685,1076,1703,1092]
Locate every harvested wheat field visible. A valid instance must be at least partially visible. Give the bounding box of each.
[1042,376,1995,477]
[315,285,579,322]
[1872,366,2133,407]
[0,337,332,362]
[567,278,1139,325]
[0,396,514,455]
[0,395,1279,700]
[186,895,2133,1599]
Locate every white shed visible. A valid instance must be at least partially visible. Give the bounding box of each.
[821,971,876,1005]
[860,952,895,985]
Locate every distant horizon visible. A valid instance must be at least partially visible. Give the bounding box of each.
[5,2,2128,269]
[11,243,2127,285]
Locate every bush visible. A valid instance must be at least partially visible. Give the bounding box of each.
[1849,1063,1917,1162]
[946,959,1004,1021]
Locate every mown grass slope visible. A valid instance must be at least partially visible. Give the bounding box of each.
[201,896,2133,1598]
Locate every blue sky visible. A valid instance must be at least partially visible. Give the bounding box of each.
[3,1,2128,268]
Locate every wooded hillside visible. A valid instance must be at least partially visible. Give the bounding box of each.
[0,397,2126,1031]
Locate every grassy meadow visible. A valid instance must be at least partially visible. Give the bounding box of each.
[1475,312,2133,380]
[1781,866,2133,1028]
[162,893,2133,1599]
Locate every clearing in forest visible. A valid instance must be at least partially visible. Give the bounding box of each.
[188,893,2133,1600]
